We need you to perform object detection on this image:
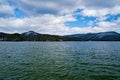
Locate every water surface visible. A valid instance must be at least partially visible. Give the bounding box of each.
[0,42,120,80]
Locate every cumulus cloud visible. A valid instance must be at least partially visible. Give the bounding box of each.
[11,0,120,16]
[80,0,120,9]
[0,0,14,17]
[0,0,120,35]
[0,14,77,35]
[80,6,120,18]
[11,0,78,16]
[1,14,120,35]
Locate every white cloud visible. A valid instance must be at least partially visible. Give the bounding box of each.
[11,0,78,16]
[1,0,120,35]
[0,13,120,35]
[79,0,120,9]
[81,6,120,17]
[98,22,117,28]
[0,1,14,17]
[0,14,77,35]
[80,9,109,17]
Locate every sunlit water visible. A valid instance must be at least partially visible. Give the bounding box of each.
[0,42,120,80]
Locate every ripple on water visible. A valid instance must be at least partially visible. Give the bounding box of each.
[0,42,120,80]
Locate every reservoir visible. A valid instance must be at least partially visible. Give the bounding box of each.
[0,42,120,80]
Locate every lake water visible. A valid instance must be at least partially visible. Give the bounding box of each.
[0,42,120,80]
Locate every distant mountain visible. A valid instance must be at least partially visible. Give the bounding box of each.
[0,32,24,41]
[0,31,120,41]
[0,31,82,41]
[22,31,40,36]
[65,31,120,41]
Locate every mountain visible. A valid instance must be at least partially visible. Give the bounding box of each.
[22,31,40,36]
[0,31,120,41]
[21,31,82,41]
[65,31,120,41]
[0,32,24,41]
[0,31,82,41]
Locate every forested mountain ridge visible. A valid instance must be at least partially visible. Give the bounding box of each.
[0,31,120,41]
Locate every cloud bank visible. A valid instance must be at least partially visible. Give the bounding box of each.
[0,0,120,35]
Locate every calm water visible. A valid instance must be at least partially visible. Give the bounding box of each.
[0,42,120,80]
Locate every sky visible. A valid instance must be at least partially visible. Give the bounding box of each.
[0,0,120,35]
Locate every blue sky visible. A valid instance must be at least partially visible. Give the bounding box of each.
[0,0,120,35]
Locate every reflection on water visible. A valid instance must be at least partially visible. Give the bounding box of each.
[0,42,120,80]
